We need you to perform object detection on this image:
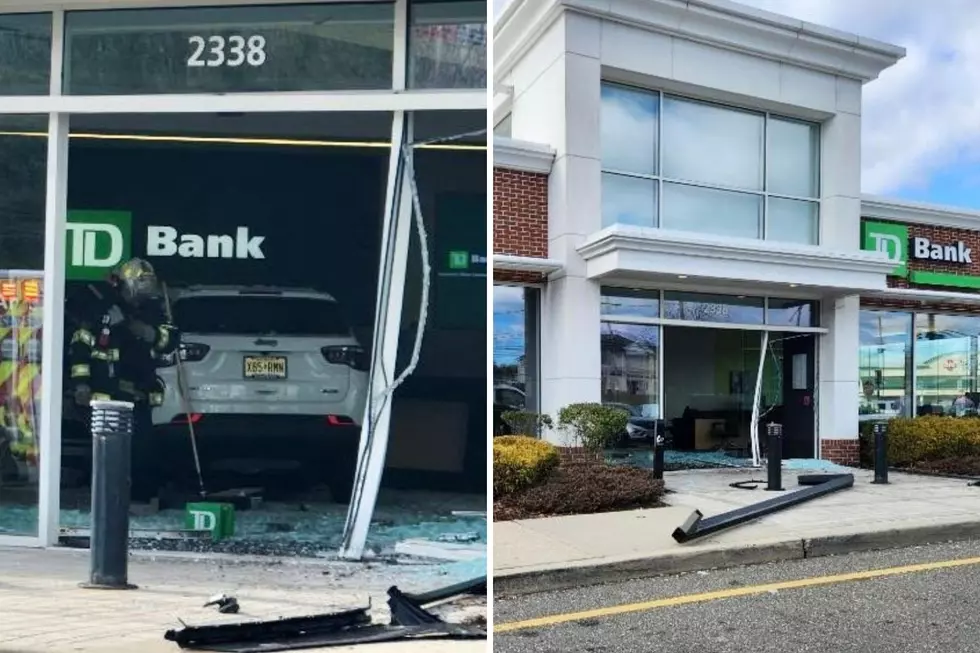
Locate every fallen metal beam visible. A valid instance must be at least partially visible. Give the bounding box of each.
[163,584,486,652]
[405,575,486,605]
[672,473,854,543]
[164,606,372,649]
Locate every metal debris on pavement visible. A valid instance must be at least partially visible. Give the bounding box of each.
[203,594,240,614]
[163,577,487,651]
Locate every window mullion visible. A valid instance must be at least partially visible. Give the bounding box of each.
[762,112,769,241]
[656,90,663,228]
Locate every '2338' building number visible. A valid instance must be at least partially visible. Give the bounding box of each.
[187,35,268,68]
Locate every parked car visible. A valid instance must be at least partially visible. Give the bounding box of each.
[494,384,526,436]
[605,402,667,448]
[153,285,368,502]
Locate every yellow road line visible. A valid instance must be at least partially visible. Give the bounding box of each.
[494,554,980,633]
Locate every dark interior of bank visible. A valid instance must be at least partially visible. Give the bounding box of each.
[0,111,487,553]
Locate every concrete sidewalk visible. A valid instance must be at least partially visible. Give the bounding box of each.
[495,467,980,595]
[0,547,485,652]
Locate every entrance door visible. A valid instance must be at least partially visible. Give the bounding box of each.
[780,334,816,458]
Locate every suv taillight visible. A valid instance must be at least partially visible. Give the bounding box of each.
[159,343,210,367]
[321,345,368,371]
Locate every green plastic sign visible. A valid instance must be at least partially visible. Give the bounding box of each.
[448,250,470,270]
[185,502,235,541]
[65,210,133,281]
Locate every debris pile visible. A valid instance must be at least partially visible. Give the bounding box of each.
[164,576,487,651]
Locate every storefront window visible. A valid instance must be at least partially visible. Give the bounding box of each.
[601,287,660,319]
[915,313,980,416]
[389,110,487,491]
[599,83,820,243]
[492,285,539,415]
[63,3,395,95]
[600,322,660,419]
[409,0,486,89]
[859,310,912,421]
[768,298,817,328]
[0,13,52,95]
[0,116,47,538]
[663,291,765,325]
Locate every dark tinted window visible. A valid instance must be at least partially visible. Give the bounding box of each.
[64,3,394,95]
[173,296,350,336]
[0,13,52,95]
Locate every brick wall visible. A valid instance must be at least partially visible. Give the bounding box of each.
[493,167,548,253]
[493,166,550,284]
[820,439,859,466]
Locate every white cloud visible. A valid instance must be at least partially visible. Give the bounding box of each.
[495,0,980,196]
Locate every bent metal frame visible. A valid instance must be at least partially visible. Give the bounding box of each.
[0,0,487,561]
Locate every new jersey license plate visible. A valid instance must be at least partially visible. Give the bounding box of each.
[244,356,287,379]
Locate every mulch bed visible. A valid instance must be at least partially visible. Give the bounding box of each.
[493,459,665,521]
[905,456,980,477]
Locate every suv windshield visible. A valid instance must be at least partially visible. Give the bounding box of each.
[173,295,350,336]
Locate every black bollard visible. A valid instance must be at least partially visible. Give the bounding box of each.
[766,423,783,491]
[652,433,665,480]
[872,421,889,485]
[81,399,138,590]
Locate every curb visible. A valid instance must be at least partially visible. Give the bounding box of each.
[494,520,980,597]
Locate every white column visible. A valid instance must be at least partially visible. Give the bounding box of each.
[818,295,860,445]
[507,15,604,443]
[539,276,601,445]
[38,112,69,546]
[819,111,862,250]
[338,113,409,561]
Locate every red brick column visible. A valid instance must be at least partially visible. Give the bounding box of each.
[493,166,549,284]
[820,439,859,466]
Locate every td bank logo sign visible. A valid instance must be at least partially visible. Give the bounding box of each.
[66,210,266,281]
[862,220,973,279]
[66,211,133,281]
[443,250,487,278]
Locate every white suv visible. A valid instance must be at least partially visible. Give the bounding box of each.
[153,285,368,502]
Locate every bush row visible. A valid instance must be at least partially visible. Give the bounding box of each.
[494,459,665,521]
[860,415,980,466]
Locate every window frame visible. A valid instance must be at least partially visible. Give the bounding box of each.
[600,82,822,244]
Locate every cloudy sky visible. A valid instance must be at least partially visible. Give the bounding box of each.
[493,0,980,210]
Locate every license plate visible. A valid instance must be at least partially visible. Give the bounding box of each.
[244,356,287,379]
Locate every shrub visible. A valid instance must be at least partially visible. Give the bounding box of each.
[557,403,629,452]
[493,436,560,497]
[882,416,980,465]
[494,460,664,521]
[500,410,553,438]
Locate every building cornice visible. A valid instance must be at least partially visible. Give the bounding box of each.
[493,136,556,174]
[578,226,894,274]
[861,194,980,231]
[576,226,895,290]
[495,0,905,85]
[493,254,565,275]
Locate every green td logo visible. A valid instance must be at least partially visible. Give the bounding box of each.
[448,250,470,270]
[65,211,132,281]
[861,220,908,276]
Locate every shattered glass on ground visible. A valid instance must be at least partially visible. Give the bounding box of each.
[605,449,755,470]
[605,449,852,473]
[0,489,487,561]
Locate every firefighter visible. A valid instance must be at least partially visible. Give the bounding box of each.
[66,258,179,502]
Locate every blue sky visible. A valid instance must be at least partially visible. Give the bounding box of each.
[494,0,980,210]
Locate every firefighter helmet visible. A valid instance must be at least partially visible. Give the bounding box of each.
[111,257,162,306]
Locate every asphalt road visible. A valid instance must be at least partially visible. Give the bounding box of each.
[493,540,980,652]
